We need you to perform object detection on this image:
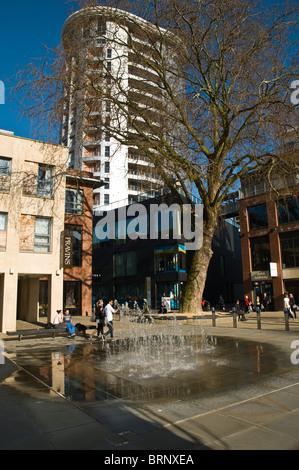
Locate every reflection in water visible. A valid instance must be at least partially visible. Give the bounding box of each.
[4,332,284,405]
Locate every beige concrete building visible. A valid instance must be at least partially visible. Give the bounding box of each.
[0,131,68,332]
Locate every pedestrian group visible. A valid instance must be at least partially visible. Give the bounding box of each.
[52,299,119,340]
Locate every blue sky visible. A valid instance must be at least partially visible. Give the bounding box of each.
[0,0,77,140]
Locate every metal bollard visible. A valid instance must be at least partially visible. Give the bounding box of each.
[256,309,261,329]
[233,308,237,328]
[212,307,216,327]
[284,309,290,331]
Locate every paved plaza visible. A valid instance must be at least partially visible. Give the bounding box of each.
[0,310,299,451]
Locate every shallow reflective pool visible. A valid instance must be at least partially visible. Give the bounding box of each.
[4,334,289,405]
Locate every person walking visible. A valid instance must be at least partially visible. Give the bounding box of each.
[262,293,269,311]
[289,293,297,319]
[102,299,119,341]
[90,299,104,339]
[284,293,294,320]
[244,295,249,313]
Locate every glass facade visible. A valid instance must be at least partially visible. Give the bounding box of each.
[280,231,299,268]
[114,251,137,277]
[247,203,268,230]
[277,198,299,225]
[250,235,270,271]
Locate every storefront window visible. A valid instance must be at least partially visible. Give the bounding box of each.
[277,198,299,225]
[64,281,81,315]
[155,244,186,273]
[250,235,270,271]
[247,204,268,230]
[280,231,299,268]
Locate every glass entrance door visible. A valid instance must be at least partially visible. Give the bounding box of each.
[253,281,273,310]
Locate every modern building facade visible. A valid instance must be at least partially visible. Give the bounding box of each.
[92,194,243,310]
[61,6,176,212]
[0,131,68,333]
[239,174,299,310]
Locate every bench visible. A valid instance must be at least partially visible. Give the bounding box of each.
[5,324,98,341]
[5,328,70,341]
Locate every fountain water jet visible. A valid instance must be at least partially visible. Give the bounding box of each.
[101,308,216,380]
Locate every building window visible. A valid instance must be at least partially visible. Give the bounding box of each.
[0,157,11,193]
[277,198,299,225]
[19,215,51,252]
[93,193,100,206]
[104,194,109,205]
[247,203,268,230]
[98,21,106,35]
[107,49,112,58]
[37,164,53,198]
[23,162,53,198]
[0,213,7,250]
[250,235,270,271]
[0,157,11,175]
[105,146,110,157]
[155,244,186,273]
[104,161,110,173]
[65,225,82,267]
[34,217,51,252]
[280,231,299,268]
[114,251,137,277]
[104,178,109,189]
[65,188,84,214]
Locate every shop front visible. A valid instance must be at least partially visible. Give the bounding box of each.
[251,271,274,310]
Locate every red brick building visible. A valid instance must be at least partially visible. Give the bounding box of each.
[239,175,299,311]
[63,169,103,315]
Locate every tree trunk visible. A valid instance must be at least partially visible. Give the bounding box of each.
[179,211,218,314]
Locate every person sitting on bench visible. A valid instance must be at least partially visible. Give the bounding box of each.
[53,310,64,329]
[63,309,76,337]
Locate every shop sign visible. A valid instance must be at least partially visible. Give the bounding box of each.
[251,271,271,281]
[63,233,73,268]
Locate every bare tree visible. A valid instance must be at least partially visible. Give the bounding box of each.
[14,0,299,312]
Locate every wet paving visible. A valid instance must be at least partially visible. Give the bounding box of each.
[3,332,291,407]
[2,319,299,450]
